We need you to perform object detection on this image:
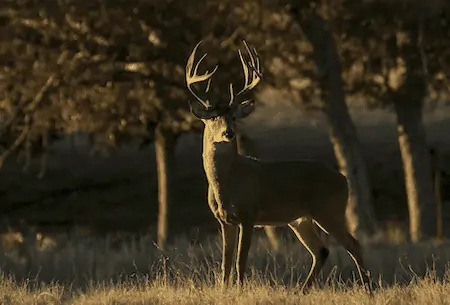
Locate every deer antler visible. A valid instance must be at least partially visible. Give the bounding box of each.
[229,40,262,106]
[186,41,219,110]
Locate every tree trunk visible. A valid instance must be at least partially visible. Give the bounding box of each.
[289,8,378,238]
[389,14,436,242]
[326,107,377,239]
[394,98,435,242]
[155,124,176,249]
[429,148,443,239]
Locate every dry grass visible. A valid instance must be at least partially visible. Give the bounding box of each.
[0,230,450,304]
[2,276,450,305]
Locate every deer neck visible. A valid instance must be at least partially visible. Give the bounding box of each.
[202,136,238,196]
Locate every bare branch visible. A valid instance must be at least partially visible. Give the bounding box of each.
[0,115,30,170]
[0,51,69,134]
[0,51,69,170]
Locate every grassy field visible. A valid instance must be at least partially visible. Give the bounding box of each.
[1,229,450,304]
[2,105,450,303]
[3,277,450,305]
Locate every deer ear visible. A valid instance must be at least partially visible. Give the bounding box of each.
[233,100,255,119]
[189,101,218,120]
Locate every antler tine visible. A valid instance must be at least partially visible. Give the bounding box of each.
[228,83,235,105]
[251,46,262,79]
[186,40,219,109]
[241,40,262,91]
[231,40,262,105]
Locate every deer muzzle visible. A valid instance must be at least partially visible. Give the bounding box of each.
[222,128,235,141]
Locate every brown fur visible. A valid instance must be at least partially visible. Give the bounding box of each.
[202,117,371,292]
[185,40,372,294]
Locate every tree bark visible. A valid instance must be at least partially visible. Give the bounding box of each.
[289,8,378,238]
[429,148,443,239]
[388,13,436,242]
[326,106,377,239]
[394,98,436,242]
[155,123,176,249]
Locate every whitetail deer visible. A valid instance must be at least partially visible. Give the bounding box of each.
[185,40,372,293]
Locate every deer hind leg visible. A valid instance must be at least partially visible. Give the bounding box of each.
[264,226,279,252]
[236,224,253,285]
[314,218,372,294]
[288,218,329,293]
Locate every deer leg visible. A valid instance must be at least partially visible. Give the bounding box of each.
[315,218,372,295]
[220,222,238,285]
[264,226,280,252]
[236,223,253,285]
[288,218,328,293]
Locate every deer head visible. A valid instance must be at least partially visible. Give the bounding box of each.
[185,40,262,143]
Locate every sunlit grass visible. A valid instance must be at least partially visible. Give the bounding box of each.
[1,270,450,304]
[0,229,450,304]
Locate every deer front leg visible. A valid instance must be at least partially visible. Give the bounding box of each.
[236,223,253,285]
[220,222,238,285]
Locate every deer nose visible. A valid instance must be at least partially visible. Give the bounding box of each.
[223,128,235,140]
